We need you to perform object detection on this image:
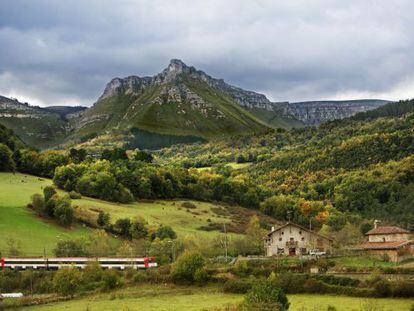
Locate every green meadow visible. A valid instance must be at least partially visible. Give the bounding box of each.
[0,172,243,255]
[0,173,91,256]
[24,285,414,311]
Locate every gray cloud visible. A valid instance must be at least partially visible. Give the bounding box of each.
[1,0,414,106]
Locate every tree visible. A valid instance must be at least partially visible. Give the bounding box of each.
[171,251,205,283]
[30,193,45,214]
[0,143,15,171]
[129,218,148,239]
[134,150,153,163]
[54,240,87,257]
[53,196,74,227]
[97,211,110,228]
[243,279,290,311]
[115,218,132,237]
[153,225,177,240]
[245,215,266,255]
[43,186,57,202]
[53,267,82,297]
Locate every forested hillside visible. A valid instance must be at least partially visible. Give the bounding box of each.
[157,99,414,228]
[2,100,413,234]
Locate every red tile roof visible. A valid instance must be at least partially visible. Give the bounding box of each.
[366,226,410,235]
[353,240,413,250]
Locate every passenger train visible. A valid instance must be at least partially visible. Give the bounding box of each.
[0,257,157,270]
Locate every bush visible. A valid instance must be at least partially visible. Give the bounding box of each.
[54,240,87,257]
[53,267,82,297]
[194,268,209,284]
[97,211,110,228]
[373,279,392,297]
[129,218,148,239]
[30,193,45,214]
[43,186,57,202]
[114,218,131,237]
[153,225,177,240]
[392,281,414,297]
[171,251,205,283]
[0,143,15,171]
[102,270,120,290]
[223,279,253,294]
[69,191,82,199]
[54,197,74,227]
[82,261,103,283]
[243,279,290,311]
[182,201,197,209]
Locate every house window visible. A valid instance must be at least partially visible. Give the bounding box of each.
[301,248,307,254]
[299,230,302,234]
[301,237,305,241]
[382,237,386,242]
[277,248,285,254]
[281,231,284,235]
[290,237,294,241]
[279,238,282,242]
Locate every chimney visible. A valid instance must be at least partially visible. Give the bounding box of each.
[271,226,275,232]
[374,220,380,229]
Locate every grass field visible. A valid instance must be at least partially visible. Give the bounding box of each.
[0,172,244,255]
[24,285,414,311]
[71,196,238,238]
[331,256,400,268]
[0,173,92,256]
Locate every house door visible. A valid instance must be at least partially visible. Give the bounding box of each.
[289,248,296,256]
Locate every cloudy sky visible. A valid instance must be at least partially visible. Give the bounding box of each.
[1,0,414,107]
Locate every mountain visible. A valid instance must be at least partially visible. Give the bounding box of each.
[43,106,87,121]
[69,59,301,149]
[0,96,70,148]
[286,99,390,125]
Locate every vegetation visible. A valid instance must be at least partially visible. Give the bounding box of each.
[0,173,92,255]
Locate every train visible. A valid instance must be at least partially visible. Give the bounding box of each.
[0,257,157,270]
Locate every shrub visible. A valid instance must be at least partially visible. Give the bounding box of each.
[129,218,148,239]
[194,268,209,284]
[54,197,74,227]
[69,191,82,199]
[115,218,131,237]
[0,143,15,171]
[223,279,252,294]
[102,269,120,290]
[182,201,197,209]
[43,186,57,202]
[97,211,110,227]
[54,240,87,257]
[373,279,392,297]
[243,279,290,311]
[53,267,82,297]
[153,225,177,240]
[171,251,205,283]
[30,193,45,214]
[392,281,414,297]
[82,261,103,283]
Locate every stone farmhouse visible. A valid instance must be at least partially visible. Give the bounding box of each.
[353,221,414,262]
[264,222,333,256]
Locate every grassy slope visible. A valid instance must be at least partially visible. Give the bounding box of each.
[0,116,67,149]
[247,106,305,129]
[25,285,414,311]
[70,196,238,239]
[0,173,91,255]
[0,172,243,255]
